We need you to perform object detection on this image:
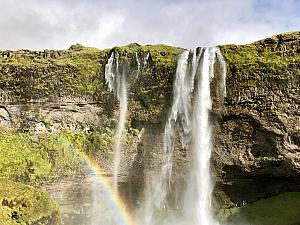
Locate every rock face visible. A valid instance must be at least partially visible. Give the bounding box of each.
[215,31,300,205]
[0,31,299,210]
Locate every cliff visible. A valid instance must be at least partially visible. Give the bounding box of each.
[216,31,300,208]
[0,31,299,222]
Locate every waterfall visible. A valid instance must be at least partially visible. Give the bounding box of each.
[105,51,150,192]
[144,47,226,225]
[144,50,190,225]
[105,52,128,191]
[143,52,150,70]
[183,47,216,225]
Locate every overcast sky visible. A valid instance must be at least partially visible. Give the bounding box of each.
[0,0,299,50]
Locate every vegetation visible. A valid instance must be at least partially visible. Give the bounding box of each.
[0,131,86,184]
[0,132,80,184]
[221,33,300,89]
[0,178,61,225]
[226,192,300,225]
[0,32,298,224]
[0,127,143,184]
[0,43,183,102]
[0,132,52,183]
[0,45,107,100]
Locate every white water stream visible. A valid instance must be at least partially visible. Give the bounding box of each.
[144,47,226,225]
[105,53,128,191]
[104,48,226,224]
[105,52,149,192]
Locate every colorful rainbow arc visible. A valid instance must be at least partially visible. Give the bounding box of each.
[76,150,137,225]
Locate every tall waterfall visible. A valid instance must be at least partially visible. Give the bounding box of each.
[105,51,149,192]
[144,47,226,225]
[183,47,216,225]
[105,52,128,191]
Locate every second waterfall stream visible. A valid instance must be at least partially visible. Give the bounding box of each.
[105,52,128,191]
[104,52,148,192]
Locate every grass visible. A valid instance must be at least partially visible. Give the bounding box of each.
[0,131,85,184]
[0,43,184,102]
[0,133,52,183]
[0,128,141,184]
[0,46,106,99]
[226,192,300,225]
[220,42,300,90]
[0,178,61,225]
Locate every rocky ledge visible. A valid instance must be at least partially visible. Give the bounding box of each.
[214,31,300,208]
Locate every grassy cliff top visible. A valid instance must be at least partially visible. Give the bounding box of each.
[219,31,300,106]
[0,31,298,103]
[0,42,183,102]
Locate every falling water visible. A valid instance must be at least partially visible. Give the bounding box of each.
[182,47,216,225]
[216,48,227,98]
[143,52,150,69]
[105,53,128,191]
[144,47,226,225]
[144,51,189,225]
[135,52,141,72]
[105,52,150,192]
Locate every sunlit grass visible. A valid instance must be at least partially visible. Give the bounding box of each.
[227,192,300,225]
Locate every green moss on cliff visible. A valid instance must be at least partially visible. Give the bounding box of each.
[220,32,300,93]
[97,43,184,124]
[127,44,183,123]
[0,178,61,225]
[40,131,84,177]
[0,46,105,100]
[0,127,142,184]
[0,132,83,184]
[0,133,51,183]
[0,43,183,128]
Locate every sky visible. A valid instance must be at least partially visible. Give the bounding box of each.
[0,0,299,50]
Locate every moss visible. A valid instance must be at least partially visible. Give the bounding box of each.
[0,131,84,185]
[98,43,184,124]
[0,46,106,100]
[219,32,300,114]
[0,132,52,183]
[84,128,114,159]
[0,178,61,225]
[0,43,183,127]
[0,43,184,127]
[82,127,143,172]
[220,39,300,91]
[40,131,84,178]
[226,192,300,225]
[0,127,143,184]
[213,188,235,222]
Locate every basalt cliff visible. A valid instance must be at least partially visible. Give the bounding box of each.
[0,31,299,224]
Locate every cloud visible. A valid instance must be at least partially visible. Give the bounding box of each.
[0,0,299,50]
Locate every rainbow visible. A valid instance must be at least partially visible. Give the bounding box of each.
[76,150,137,225]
